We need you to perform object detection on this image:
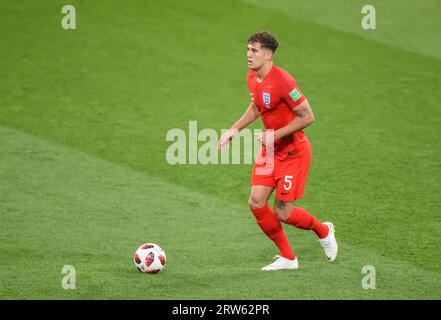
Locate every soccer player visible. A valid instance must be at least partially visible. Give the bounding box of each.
[218,32,338,270]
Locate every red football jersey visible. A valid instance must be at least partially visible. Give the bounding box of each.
[247,65,307,160]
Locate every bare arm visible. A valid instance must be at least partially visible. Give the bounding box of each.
[231,101,260,131]
[274,99,314,141]
[218,102,260,150]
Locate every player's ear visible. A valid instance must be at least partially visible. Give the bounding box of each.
[265,49,273,60]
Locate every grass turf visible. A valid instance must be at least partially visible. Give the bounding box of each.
[0,0,440,299]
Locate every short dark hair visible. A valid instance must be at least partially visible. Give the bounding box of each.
[248,31,278,53]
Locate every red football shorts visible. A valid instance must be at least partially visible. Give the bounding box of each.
[251,139,312,202]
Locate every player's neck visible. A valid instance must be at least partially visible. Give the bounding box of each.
[256,62,273,83]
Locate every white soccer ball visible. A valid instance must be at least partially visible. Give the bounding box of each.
[134,243,166,274]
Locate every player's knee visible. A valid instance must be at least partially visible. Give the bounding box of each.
[274,208,289,222]
[274,200,291,222]
[248,195,266,210]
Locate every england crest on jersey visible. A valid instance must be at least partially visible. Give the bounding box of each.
[263,92,271,108]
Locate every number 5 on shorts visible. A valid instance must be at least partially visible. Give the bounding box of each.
[283,175,293,190]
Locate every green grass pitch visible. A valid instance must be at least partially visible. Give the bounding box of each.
[1,0,440,299]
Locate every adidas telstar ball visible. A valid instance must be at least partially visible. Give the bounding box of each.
[134,243,166,274]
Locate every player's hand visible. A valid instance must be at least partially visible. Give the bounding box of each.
[255,131,267,146]
[218,128,239,150]
[255,131,274,146]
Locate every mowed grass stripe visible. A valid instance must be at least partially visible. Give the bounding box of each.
[243,0,441,59]
[1,125,440,299]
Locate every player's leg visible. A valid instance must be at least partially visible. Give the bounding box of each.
[274,139,338,261]
[250,151,298,270]
[274,199,329,239]
[248,185,296,262]
[248,185,274,210]
[273,199,338,262]
[273,142,327,236]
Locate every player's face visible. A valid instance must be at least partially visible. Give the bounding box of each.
[247,42,272,70]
